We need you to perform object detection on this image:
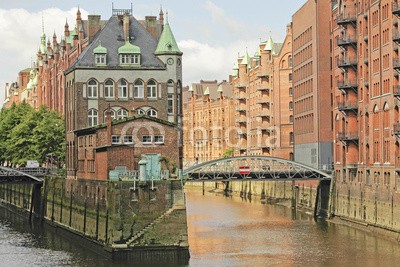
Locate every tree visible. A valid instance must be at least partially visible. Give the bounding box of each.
[223,147,234,158]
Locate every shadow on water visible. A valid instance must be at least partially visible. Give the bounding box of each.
[0,206,185,267]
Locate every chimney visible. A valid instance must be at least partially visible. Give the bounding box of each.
[123,13,130,41]
[88,15,101,42]
[145,16,158,39]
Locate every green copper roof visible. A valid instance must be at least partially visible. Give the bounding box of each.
[155,22,182,55]
[203,86,210,95]
[93,42,107,54]
[118,41,141,54]
[217,85,223,93]
[264,36,274,51]
[241,52,251,68]
[188,85,194,92]
[233,60,239,70]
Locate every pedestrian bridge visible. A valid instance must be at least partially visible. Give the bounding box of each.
[0,166,45,184]
[182,156,331,182]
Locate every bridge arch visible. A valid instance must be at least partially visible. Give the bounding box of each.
[183,156,331,181]
[0,166,44,184]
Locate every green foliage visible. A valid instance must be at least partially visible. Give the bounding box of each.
[0,103,65,167]
[223,147,234,158]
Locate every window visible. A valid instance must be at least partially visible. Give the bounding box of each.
[154,135,164,144]
[142,135,152,144]
[88,109,98,127]
[120,54,139,64]
[118,79,128,98]
[289,101,293,110]
[104,80,114,98]
[112,135,121,144]
[88,79,98,98]
[147,109,157,118]
[134,80,144,98]
[289,73,292,82]
[290,132,294,144]
[168,94,174,114]
[290,115,294,123]
[95,54,106,65]
[136,109,145,115]
[88,160,95,172]
[289,87,293,96]
[104,109,116,122]
[147,80,157,99]
[117,108,128,119]
[288,56,292,67]
[123,135,133,144]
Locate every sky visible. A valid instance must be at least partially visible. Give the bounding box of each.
[0,0,307,106]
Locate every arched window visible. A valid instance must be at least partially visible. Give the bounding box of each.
[103,109,116,122]
[88,109,98,127]
[118,79,128,98]
[136,109,145,115]
[288,55,293,67]
[88,79,98,98]
[147,80,157,99]
[117,108,128,119]
[134,80,144,98]
[147,109,157,118]
[167,80,175,114]
[104,79,114,98]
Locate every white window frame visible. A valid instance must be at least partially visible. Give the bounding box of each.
[137,109,145,115]
[118,79,128,98]
[120,54,140,65]
[147,80,157,99]
[88,80,98,98]
[95,54,106,65]
[134,80,144,98]
[104,109,116,122]
[104,80,114,98]
[88,109,98,127]
[142,135,152,144]
[154,135,164,144]
[123,135,134,144]
[112,135,121,144]
[117,109,128,120]
[167,94,174,114]
[147,109,157,118]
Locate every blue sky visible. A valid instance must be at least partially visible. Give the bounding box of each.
[0,0,306,105]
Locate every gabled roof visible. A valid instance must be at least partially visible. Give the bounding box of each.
[67,15,165,72]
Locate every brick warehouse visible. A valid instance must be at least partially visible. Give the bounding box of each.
[331,0,400,230]
[65,7,183,180]
[230,24,294,160]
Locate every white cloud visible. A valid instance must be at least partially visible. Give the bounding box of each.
[204,0,245,35]
[0,7,87,107]
[179,38,260,84]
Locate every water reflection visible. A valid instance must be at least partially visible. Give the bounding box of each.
[186,189,400,267]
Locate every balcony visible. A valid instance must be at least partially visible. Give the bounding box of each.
[394,85,400,97]
[235,84,247,89]
[337,79,358,92]
[393,2,400,16]
[235,117,247,124]
[236,106,247,112]
[338,131,359,142]
[256,110,270,118]
[257,86,270,92]
[337,58,358,68]
[257,72,270,78]
[235,95,246,100]
[336,13,357,25]
[393,31,400,43]
[256,99,269,105]
[394,123,400,135]
[338,101,358,113]
[337,35,357,47]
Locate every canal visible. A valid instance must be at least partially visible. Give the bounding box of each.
[1,188,400,266]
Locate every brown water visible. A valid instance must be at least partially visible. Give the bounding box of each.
[1,189,400,266]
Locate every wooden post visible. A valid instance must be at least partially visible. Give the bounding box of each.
[69,183,73,227]
[95,186,100,240]
[83,186,87,235]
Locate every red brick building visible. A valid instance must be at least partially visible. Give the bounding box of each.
[65,7,183,180]
[292,0,333,170]
[75,115,179,180]
[229,25,294,160]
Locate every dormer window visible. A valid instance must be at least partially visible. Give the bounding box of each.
[93,42,107,66]
[118,41,141,66]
